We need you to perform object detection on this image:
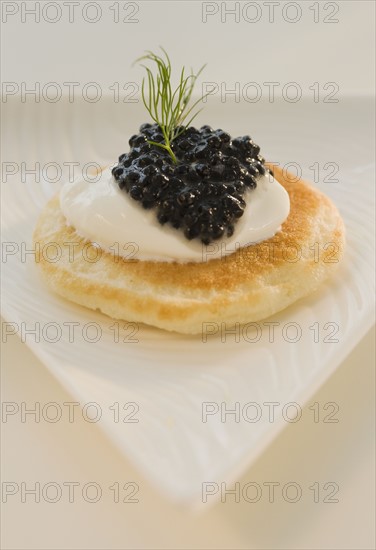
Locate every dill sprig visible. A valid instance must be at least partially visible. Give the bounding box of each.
[134,47,207,163]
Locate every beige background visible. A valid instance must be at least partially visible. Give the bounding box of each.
[1,1,374,95]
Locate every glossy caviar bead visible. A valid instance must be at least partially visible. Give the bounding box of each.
[137,156,153,168]
[216,130,231,144]
[207,135,221,149]
[243,174,257,188]
[128,135,139,147]
[112,123,267,244]
[157,211,168,224]
[126,171,140,183]
[129,186,143,200]
[195,164,210,178]
[186,169,200,183]
[139,122,152,132]
[112,167,124,178]
[144,165,159,176]
[194,143,211,159]
[175,164,189,176]
[178,139,193,151]
[255,161,266,175]
[154,173,169,187]
[184,226,199,240]
[209,153,223,166]
[247,165,259,177]
[161,164,174,176]
[177,190,196,206]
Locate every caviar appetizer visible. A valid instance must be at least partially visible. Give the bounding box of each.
[33,48,345,334]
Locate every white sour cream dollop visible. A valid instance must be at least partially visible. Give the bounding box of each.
[60,169,290,262]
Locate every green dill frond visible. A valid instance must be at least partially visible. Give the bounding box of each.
[134,47,207,163]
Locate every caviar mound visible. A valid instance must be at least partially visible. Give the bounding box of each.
[112,124,271,245]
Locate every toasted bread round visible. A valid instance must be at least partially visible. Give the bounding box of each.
[33,166,345,334]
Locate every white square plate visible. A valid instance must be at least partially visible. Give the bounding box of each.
[2,98,374,503]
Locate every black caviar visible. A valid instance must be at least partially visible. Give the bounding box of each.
[112,123,270,245]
